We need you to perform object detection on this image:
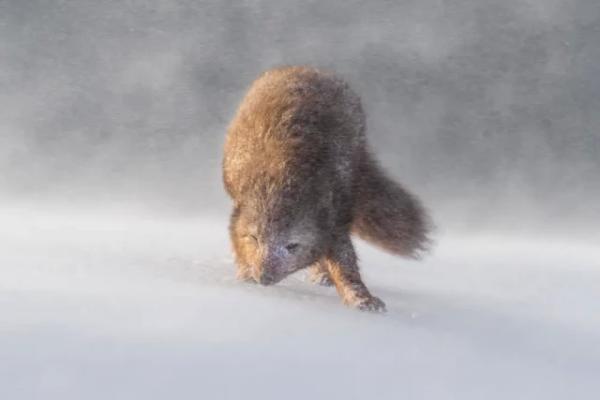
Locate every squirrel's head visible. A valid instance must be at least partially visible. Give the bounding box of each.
[230,201,328,285]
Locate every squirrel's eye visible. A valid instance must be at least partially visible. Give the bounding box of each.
[285,242,300,253]
[245,234,258,243]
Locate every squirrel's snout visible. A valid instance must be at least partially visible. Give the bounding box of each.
[257,244,300,285]
[258,272,276,286]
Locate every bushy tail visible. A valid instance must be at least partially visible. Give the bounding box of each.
[352,151,432,258]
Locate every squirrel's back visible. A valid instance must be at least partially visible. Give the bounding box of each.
[223,66,364,203]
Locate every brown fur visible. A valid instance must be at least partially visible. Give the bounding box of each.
[223,66,431,312]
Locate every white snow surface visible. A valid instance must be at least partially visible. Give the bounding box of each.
[1,206,599,399]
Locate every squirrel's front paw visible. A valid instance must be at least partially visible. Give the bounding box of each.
[308,271,334,287]
[350,295,387,313]
[236,268,257,283]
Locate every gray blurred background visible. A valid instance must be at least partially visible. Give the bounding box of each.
[1,0,598,233]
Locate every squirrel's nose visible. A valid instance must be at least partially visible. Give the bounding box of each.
[258,272,275,286]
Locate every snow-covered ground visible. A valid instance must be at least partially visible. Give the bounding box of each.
[1,206,599,399]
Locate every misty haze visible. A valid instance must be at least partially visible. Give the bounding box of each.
[1,1,599,399]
